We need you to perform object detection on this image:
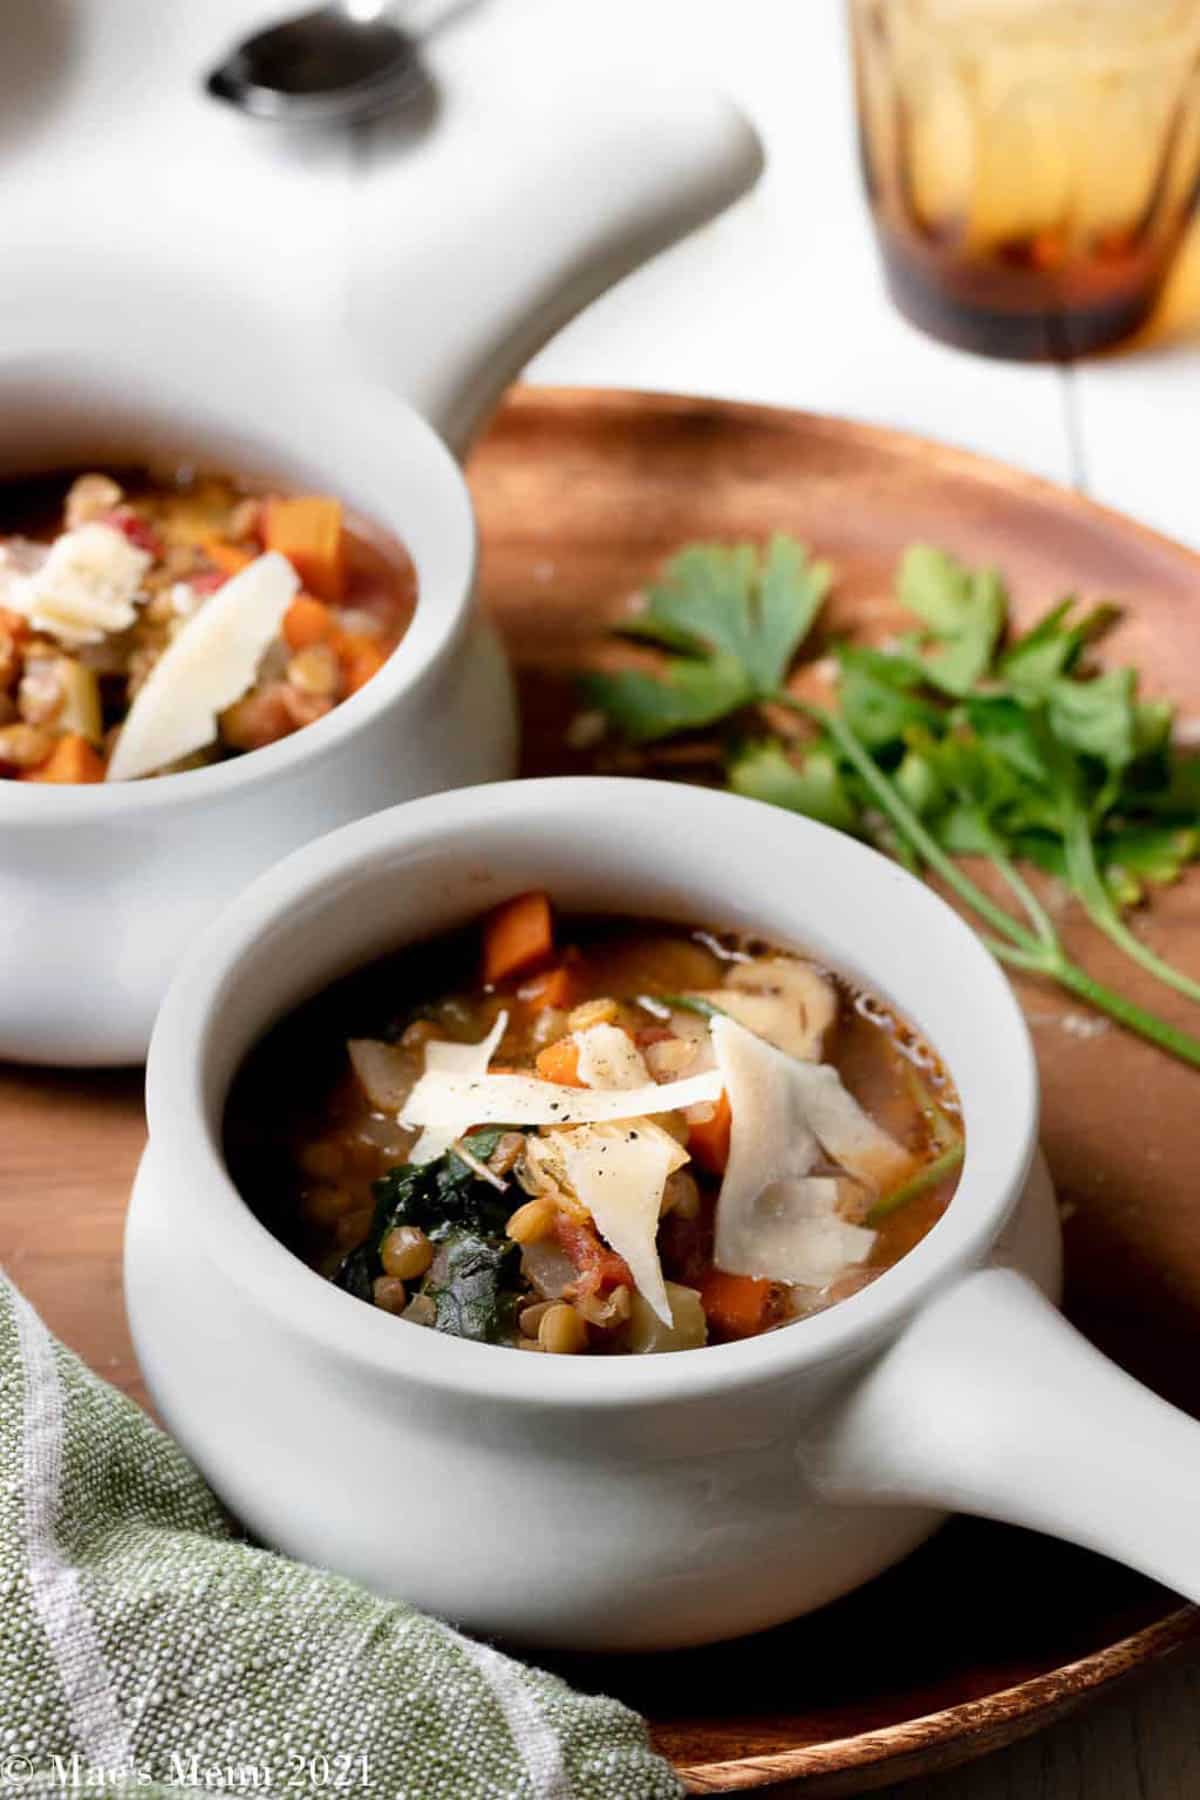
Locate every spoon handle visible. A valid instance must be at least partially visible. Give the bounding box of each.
[346,74,762,456]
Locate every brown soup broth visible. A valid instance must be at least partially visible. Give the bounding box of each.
[225,916,962,1352]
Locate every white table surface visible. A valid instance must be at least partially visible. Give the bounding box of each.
[6,2,1199,1795]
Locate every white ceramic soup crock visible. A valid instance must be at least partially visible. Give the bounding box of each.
[0,83,762,1067]
[126,778,1200,1653]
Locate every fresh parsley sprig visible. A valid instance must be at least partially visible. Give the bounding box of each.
[582,539,1200,1070]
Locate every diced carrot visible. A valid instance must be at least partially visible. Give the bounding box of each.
[202,535,255,577]
[283,594,336,651]
[0,607,30,645]
[534,1037,582,1086]
[335,632,387,695]
[482,890,554,985]
[22,734,106,784]
[699,1270,772,1339]
[262,495,345,602]
[520,965,577,1012]
[687,1090,732,1175]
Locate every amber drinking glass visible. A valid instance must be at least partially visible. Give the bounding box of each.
[850,0,1200,358]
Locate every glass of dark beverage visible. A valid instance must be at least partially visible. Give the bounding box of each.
[850,0,1200,360]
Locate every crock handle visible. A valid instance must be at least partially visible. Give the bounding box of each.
[347,76,763,456]
[820,1267,1200,1602]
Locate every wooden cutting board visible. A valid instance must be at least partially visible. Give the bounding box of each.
[4,387,1200,1795]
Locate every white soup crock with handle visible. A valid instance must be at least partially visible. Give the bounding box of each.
[125,778,1200,1653]
[0,80,762,1065]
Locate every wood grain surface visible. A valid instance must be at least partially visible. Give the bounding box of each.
[4,387,1200,1794]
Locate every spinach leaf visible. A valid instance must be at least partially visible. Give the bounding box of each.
[424,1229,523,1343]
[332,1128,523,1311]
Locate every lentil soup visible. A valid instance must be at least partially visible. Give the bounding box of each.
[0,466,416,783]
[226,895,963,1355]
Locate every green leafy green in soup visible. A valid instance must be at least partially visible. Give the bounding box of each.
[224,896,962,1354]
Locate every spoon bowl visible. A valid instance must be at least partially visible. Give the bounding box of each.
[206,5,427,124]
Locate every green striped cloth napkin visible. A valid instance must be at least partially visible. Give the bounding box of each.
[1,1273,682,1800]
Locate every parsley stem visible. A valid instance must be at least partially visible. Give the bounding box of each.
[1062,808,1200,1009]
[1049,958,1200,1070]
[773,693,1042,954]
[656,993,725,1020]
[992,853,1059,950]
[867,1140,965,1224]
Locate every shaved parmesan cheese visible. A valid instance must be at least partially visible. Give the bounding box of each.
[410,1011,508,1164]
[575,1023,649,1091]
[105,552,298,781]
[710,1016,894,1284]
[710,1013,819,1276]
[425,1011,509,1075]
[7,524,149,647]
[726,1175,876,1287]
[401,1063,722,1141]
[542,1119,685,1324]
[667,1009,717,1073]
[775,1061,914,1193]
[712,1014,912,1193]
[690,958,837,1062]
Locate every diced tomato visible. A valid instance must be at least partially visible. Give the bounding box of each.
[554,1213,632,1297]
[190,569,227,596]
[103,508,164,559]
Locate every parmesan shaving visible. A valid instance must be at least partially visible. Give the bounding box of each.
[711,1015,887,1285]
[401,1063,722,1139]
[424,1010,509,1074]
[775,1061,915,1193]
[727,1175,877,1286]
[540,1119,686,1324]
[410,1011,509,1164]
[6,523,150,647]
[105,551,299,781]
[574,1023,650,1090]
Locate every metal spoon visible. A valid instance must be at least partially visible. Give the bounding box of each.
[205,1,427,124]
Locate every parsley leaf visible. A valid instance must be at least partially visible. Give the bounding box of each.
[584,532,1200,1071]
[727,738,858,830]
[582,655,752,743]
[582,537,830,743]
[898,545,1007,696]
[999,597,1120,697]
[837,644,943,750]
[1046,668,1137,770]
